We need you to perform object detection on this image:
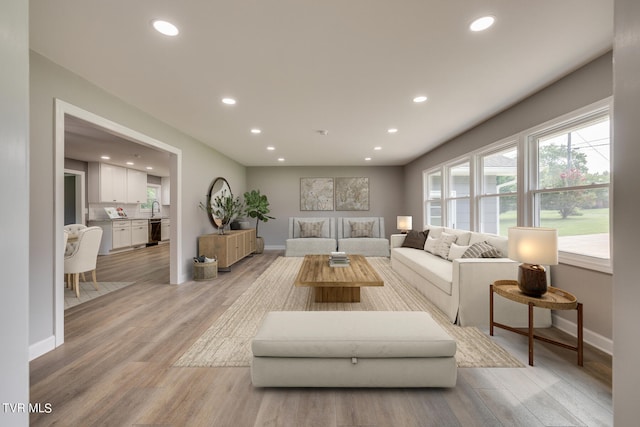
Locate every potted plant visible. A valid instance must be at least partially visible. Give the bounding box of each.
[244,189,275,253]
[200,190,244,234]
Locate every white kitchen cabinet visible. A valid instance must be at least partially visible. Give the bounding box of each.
[161,218,170,241]
[131,219,148,246]
[161,176,170,205]
[112,220,132,249]
[127,169,148,204]
[89,162,127,203]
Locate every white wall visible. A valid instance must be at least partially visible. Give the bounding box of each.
[29,52,246,353]
[613,0,640,422]
[403,53,614,344]
[247,166,404,247]
[0,0,30,424]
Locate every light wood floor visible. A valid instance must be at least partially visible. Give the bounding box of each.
[30,244,612,426]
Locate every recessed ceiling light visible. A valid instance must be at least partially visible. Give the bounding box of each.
[101,155,110,160]
[277,158,285,162]
[266,146,275,151]
[251,128,261,134]
[146,166,153,170]
[413,95,427,103]
[365,157,372,161]
[126,161,134,165]
[374,146,382,151]
[152,20,179,36]
[387,128,398,134]
[222,97,236,105]
[470,16,495,32]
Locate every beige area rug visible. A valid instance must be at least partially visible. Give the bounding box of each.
[174,257,523,368]
[65,282,135,310]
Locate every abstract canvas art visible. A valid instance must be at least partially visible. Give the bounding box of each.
[335,177,369,211]
[300,177,334,211]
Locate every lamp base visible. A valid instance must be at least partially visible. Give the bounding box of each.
[517,263,548,297]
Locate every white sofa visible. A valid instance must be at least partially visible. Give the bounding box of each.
[390,226,552,328]
[337,217,390,257]
[285,217,337,256]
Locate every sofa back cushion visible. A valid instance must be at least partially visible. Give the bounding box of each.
[468,232,508,257]
[289,217,335,239]
[338,217,385,239]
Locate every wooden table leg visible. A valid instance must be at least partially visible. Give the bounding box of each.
[489,284,494,336]
[577,302,584,366]
[528,302,534,366]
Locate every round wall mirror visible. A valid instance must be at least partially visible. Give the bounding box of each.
[206,177,232,228]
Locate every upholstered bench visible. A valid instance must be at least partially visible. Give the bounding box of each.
[250,311,457,388]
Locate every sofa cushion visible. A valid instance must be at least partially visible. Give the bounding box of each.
[425,225,444,238]
[299,220,326,238]
[401,230,429,249]
[447,243,469,260]
[350,220,374,237]
[252,311,456,358]
[468,232,508,256]
[435,232,458,259]
[392,248,453,295]
[462,241,502,258]
[424,236,438,254]
[443,228,472,246]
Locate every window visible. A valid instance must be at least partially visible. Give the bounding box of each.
[423,170,442,227]
[479,145,517,236]
[531,114,611,261]
[140,184,161,211]
[446,161,471,230]
[421,100,611,271]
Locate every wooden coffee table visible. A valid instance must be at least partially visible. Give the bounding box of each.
[294,255,384,302]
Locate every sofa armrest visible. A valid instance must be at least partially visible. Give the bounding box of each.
[390,234,406,248]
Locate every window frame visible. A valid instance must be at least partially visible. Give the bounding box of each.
[140,183,162,212]
[526,101,612,272]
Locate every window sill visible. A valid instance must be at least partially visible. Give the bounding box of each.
[558,251,612,274]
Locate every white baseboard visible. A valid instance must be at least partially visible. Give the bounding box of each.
[29,335,56,361]
[265,245,285,250]
[552,313,613,355]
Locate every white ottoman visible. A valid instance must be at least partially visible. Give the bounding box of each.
[251,311,457,388]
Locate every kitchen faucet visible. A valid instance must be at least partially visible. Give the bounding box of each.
[151,200,160,218]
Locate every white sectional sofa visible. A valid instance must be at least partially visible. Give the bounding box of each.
[285,217,337,256]
[337,217,390,257]
[391,226,552,328]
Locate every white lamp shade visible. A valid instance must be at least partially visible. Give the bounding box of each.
[397,216,412,231]
[508,227,558,265]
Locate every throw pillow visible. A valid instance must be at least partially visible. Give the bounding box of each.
[424,236,438,254]
[435,232,458,259]
[298,220,325,238]
[401,230,429,249]
[350,221,374,238]
[447,243,470,260]
[462,241,503,258]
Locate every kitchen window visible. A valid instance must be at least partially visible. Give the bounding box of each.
[140,184,161,211]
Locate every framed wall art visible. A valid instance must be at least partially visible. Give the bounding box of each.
[300,177,334,211]
[335,177,369,211]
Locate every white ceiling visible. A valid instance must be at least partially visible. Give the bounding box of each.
[31,1,613,167]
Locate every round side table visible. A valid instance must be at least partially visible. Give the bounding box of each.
[490,280,583,366]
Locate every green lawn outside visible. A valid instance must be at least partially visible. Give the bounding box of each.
[499,208,609,236]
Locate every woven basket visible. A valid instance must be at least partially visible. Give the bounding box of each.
[193,260,218,281]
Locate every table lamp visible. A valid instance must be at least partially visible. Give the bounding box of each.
[397,216,412,234]
[508,227,558,297]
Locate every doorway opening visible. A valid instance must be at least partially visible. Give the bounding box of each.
[54,99,183,348]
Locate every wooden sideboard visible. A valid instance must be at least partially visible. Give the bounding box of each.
[197,229,256,269]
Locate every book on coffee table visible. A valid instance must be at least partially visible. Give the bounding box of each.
[329,251,350,267]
